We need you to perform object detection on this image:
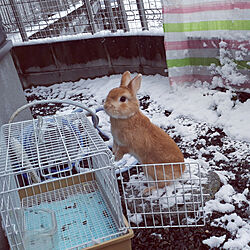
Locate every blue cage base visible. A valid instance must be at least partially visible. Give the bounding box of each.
[22,181,123,250]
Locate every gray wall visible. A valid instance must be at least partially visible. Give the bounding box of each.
[0,38,32,249]
[0,49,32,126]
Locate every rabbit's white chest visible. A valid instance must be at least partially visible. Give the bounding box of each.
[111,128,125,146]
[114,136,125,146]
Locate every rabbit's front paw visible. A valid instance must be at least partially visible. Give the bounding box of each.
[114,146,129,161]
[114,152,123,161]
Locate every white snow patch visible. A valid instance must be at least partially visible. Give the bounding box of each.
[204,184,238,213]
[211,213,250,250]
[210,41,248,87]
[128,213,143,225]
[232,189,249,209]
[25,74,250,142]
[213,151,229,162]
[223,226,250,250]
[205,199,235,214]
[203,235,226,248]
[151,233,163,239]
[215,184,236,203]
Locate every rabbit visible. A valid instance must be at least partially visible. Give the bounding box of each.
[104,71,185,195]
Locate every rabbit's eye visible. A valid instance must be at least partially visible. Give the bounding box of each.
[120,96,126,102]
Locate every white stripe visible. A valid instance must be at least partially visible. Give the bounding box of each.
[163,9,250,23]
[166,48,219,59]
[163,0,247,7]
[168,66,211,77]
[164,30,250,42]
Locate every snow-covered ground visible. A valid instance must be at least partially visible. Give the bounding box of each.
[25,74,250,249]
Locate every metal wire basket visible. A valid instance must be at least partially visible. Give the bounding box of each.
[118,162,209,229]
[0,105,126,250]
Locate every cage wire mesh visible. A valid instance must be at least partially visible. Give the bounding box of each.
[0,111,209,249]
[0,112,126,250]
[118,162,209,229]
[0,0,163,43]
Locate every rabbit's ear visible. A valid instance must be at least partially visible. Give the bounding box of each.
[128,74,142,95]
[120,71,131,87]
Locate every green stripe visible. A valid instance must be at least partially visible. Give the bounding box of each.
[167,58,220,68]
[167,57,250,69]
[236,60,250,70]
[163,20,250,32]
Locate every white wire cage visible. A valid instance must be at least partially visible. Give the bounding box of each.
[118,162,209,229]
[0,112,126,250]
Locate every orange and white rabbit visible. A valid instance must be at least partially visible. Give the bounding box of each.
[104,71,185,194]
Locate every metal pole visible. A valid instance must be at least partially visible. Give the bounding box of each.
[9,0,28,41]
[85,0,96,34]
[104,0,117,33]
[117,0,129,32]
[136,0,149,31]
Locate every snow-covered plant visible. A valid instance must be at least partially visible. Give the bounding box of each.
[210,41,247,87]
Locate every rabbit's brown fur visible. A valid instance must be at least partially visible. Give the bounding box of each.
[104,71,185,194]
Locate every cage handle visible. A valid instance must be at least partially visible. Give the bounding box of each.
[8,99,99,127]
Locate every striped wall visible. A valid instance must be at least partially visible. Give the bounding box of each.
[163,0,250,88]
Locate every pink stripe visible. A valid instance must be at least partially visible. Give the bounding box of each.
[169,75,250,89]
[165,40,250,51]
[163,1,250,14]
[169,75,212,84]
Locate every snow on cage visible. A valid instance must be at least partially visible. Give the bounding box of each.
[118,162,209,228]
[0,112,126,250]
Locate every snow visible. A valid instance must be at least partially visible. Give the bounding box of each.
[213,151,229,162]
[223,227,250,250]
[151,233,163,239]
[128,212,143,225]
[26,75,250,142]
[203,184,247,215]
[204,199,235,213]
[233,189,249,208]
[210,41,249,87]
[203,235,226,248]
[25,73,250,249]
[215,184,235,203]
[212,213,250,250]
[12,29,164,46]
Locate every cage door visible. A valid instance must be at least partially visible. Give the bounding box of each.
[117,162,208,229]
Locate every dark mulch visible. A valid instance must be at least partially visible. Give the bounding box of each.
[25,87,250,250]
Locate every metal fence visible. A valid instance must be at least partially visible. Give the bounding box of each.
[0,0,163,43]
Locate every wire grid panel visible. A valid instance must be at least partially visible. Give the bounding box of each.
[0,110,126,249]
[118,162,209,228]
[21,180,125,249]
[0,0,163,43]
[0,112,112,187]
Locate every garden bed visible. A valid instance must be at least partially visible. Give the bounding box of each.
[25,74,250,249]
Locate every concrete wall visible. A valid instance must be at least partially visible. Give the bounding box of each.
[12,35,167,89]
[0,37,32,249]
[0,48,32,126]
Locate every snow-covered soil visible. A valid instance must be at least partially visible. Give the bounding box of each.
[25,74,250,249]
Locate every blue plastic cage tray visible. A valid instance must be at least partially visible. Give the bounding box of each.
[22,181,123,249]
